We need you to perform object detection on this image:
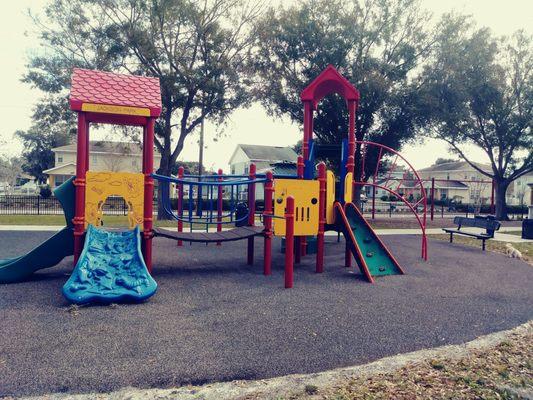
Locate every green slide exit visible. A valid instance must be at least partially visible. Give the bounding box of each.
[335,202,404,283]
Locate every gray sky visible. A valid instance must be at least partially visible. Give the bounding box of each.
[0,0,531,171]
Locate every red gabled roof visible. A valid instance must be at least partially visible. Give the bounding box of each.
[69,68,162,117]
[301,65,359,108]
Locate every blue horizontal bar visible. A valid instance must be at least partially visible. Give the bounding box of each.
[153,173,267,186]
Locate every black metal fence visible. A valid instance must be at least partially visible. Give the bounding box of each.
[0,195,131,215]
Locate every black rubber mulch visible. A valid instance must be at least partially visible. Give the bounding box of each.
[0,231,531,396]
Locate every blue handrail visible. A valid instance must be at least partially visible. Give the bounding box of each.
[153,173,267,186]
[153,173,267,226]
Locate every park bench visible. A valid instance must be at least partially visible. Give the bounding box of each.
[442,216,501,251]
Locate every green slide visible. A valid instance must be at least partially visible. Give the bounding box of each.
[335,202,404,283]
[0,178,76,283]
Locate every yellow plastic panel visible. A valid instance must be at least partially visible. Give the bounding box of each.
[273,179,319,236]
[81,103,150,117]
[85,171,144,229]
[326,170,336,224]
[344,172,353,203]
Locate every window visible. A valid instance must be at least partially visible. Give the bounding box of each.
[132,159,138,167]
[231,166,235,174]
[244,165,249,174]
[92,155,98,165]
[54,174,71,187]
[58,156,63,163]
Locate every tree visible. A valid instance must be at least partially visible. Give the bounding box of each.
[253,0,432,189]
[16,124,71,183]
[434,158,458,165]
[24,0,262,218]
[0,156,24,194]
[418,15,532,220]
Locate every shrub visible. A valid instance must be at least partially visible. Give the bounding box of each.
[40,185,52,198]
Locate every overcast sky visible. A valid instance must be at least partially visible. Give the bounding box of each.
[0,0,531,172]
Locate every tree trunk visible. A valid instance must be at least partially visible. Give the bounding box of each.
[156,151,173,220]
[494,179,510,221]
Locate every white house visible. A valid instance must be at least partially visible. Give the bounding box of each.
[228,144,298,175]
[44,141,161,188]
[417,161,493,204]
[228,144,298,201]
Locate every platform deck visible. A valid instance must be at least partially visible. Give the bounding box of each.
[152,226,264,243]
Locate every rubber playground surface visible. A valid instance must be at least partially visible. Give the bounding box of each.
[1,231,532,396]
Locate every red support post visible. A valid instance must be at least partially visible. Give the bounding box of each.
[285,196,295,288]
[302,102,311,160]
[85,121,90,171]
[371,185,376,220]
[217,168,223,246]
[177,166,184,247]
[316,162,326,273]
[263,171,274,275]
[348,100,356,160]
[297,155,306,258]
[73,112,88,264]
[142,118,155,273]
[430,178,435,221]
[247,163,256,265]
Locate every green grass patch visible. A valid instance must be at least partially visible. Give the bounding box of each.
[428,233,532,262]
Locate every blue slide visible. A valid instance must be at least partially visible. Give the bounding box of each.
[63,225,157,304]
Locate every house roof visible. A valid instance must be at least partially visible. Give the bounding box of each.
[257,162,297,177]
[43,163,76,175]
[69,68,161,117]
[236,144,298,163]
[419,161,491,173]
[52,141,161,156]
[423,180,469,189]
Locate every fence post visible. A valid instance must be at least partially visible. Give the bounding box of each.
[490,179,495,215]
[285,196,295,289]
[37,196,40,216]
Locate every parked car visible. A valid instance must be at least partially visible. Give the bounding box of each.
[14,181,40,195]
[0,182,11,193]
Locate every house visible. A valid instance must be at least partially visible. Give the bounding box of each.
[228,144,298,201]
[508,172,533,206]
[44,141,161,188]
[417,161,493,204]
[228,144,298,175]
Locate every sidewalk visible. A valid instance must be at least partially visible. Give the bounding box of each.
[1,224,530,243]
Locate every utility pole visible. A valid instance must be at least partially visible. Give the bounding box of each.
[196,112,204,217]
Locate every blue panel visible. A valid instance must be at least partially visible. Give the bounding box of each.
[304,139,315,179]
[62,225,157,304]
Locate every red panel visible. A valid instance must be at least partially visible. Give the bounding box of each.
[70,68,162,117]
[85,112,148,126]
[300,65,360,108]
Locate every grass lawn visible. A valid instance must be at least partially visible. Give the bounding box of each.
[310,325,532,400]
[428,233,532,263]
[0,215,201,228]
[504,230,524,236]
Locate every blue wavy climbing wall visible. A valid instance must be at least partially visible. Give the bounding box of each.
[63,225,157,304]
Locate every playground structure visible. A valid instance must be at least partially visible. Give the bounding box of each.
[0,65,428,302]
